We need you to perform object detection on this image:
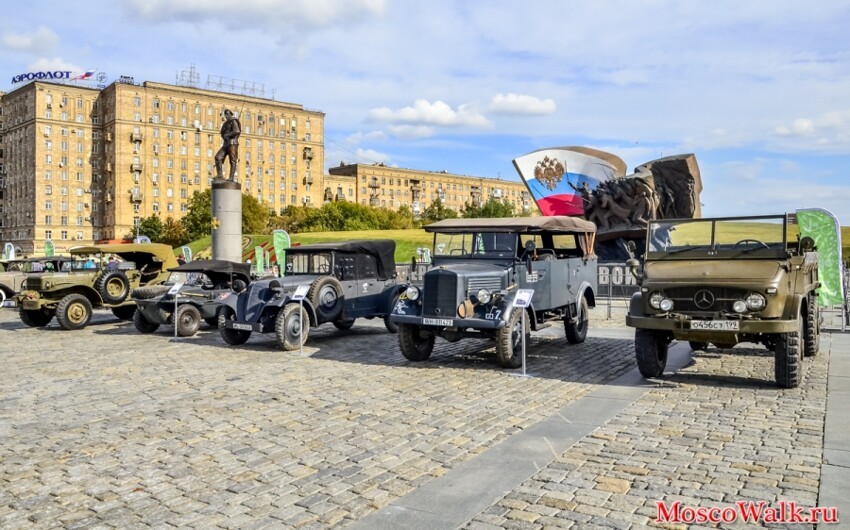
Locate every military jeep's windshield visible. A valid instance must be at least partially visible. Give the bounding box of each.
[647,215,796,259]
[433,231,518,259]
[285,252,333,274]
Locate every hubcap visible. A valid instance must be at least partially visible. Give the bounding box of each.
[68,302,86,323]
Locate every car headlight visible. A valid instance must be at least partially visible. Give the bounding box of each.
[44,281,51,289]
[745,293,766,311]
[732,300,747,313]
[405,285,420,301]
[649,292,665,309]
[659,298,674,311]
[476,288,492,304]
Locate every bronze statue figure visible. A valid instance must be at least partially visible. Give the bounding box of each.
[215,109,241,180]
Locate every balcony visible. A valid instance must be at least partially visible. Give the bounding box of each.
[303,147,313,160]
[130,193,143,203]
[303,176,314,185]
[410,181,422,191]
[130,163,143,172]
[369,197,381,207]
[335,192,346,201]
[130,132,143,142]
[368,181,380,189]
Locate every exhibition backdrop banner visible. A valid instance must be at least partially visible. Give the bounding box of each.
[181,246,193,262]
[3,243,14,260]
[273,229,291,267]
[44,240,55,257]
[796,208,845,306]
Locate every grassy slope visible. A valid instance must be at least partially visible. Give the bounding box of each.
[182,225,850,263]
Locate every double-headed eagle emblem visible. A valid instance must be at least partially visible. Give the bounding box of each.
[534,156,565,191]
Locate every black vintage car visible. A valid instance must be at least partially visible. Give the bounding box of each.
[132,259,251,337]
[216,240,406,350]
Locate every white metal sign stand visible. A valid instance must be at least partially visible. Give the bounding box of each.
[292,284,311,356]
[169,282,184,341]
[511,289,534,377]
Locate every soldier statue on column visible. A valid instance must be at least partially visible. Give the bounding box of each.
[215,108,241,180]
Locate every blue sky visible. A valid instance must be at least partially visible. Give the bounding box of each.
[3,1,850,223]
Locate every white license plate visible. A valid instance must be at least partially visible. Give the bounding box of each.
[690,320,740,331]
[2,300,17,308]
[423,318,453,327]
[231,322,253,331]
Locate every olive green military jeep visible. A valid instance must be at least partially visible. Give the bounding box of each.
[16,243,178,330]
[626,214,820,388]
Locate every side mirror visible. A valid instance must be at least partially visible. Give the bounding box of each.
[626,240,637,259]
[626,258,643,285]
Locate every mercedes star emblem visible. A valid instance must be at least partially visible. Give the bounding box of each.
[694,289,715,309]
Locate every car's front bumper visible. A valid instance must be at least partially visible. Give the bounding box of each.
[390,314,507,330]
[626,314,799,334]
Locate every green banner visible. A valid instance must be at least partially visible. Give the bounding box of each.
[44,239,55,257]
[273,229,291,274]
[181,246,192,262]
[254,246,264,275]
[796,208,845,306]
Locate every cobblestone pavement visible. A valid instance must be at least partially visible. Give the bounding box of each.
[0,306,634,529]
[1,304,837,529]
[466,336,832,530]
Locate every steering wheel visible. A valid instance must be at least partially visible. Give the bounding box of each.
[733,239,769,249]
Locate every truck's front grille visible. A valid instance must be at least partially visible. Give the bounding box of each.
[666,286,749,312]
[25,278,42,291]
[423,272,458,317]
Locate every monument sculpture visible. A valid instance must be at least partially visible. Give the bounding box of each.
[211,109,243,263]
[513,148,703,260]
[214,109,241,180]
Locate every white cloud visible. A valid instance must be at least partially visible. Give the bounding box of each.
[26,57,85,75]
[771,110,850,151]
[355,147,389,164]
[489,93,556,115]
[2,26,59,53]
[370,99,491,128]
[127,0,384,29]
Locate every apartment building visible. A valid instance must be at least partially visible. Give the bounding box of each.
[327,163,534,216]
[0,80,325,254]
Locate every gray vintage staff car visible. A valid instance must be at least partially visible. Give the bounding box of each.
[132,259,251,337]
[216,240,406,350]
[390,216,598,368]
[626,214,821,388]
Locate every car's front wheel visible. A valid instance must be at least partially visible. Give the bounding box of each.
[333,318,356,330]
[564,298,589,344]
[111,305,136,321]
[398,324,434,361]
[276,304,309,350]
[804,293,819,357]
[175,304,201,337]
[56,294,93,330]
[133,308,160,333]
[688,341,709,351]
[635,329,669,377]
[775,315,804,388]
[497,308,530,368]
[218,306,251,345]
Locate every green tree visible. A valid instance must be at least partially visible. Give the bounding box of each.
[137,215,164,242]
[421,197,458,224]
[461,197,516,218]
[160,217,188,247]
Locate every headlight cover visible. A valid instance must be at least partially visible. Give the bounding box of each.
[649,291,665,309]
[405,285,420,301]
[476,288,492,304]
[746,293,766,311]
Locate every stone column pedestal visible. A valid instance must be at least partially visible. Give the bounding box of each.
[211,179,242,263]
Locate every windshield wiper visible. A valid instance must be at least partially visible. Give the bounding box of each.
[665,245,703,255]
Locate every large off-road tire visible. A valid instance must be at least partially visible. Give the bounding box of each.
[19,307,54,327]
[398,324,434,361]
[111,305,137,321]
[132,285,170,300]
[564,298,589,344]
[384,290,402,334]
[497,308,531,368]
[96,270,131,305]
[308,276,344,322]
[688,341,709,351]
[175,304,202,337]
[775,317,804,388]
[133,308,160,333]
[804,293,820,357]
[276,304,309,351]
[635,329,669,378]
[56,293,93,330]
[218,306,251,345]
[333,318,356,330]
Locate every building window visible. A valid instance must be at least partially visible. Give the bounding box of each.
[45,230,52,240]
[60,230,68,240]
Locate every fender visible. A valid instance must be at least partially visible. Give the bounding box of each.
[782,293,805,321]
[285,299,318,327]
[574,281,596,322]
[500,294,536,330]
[628,291,644,317]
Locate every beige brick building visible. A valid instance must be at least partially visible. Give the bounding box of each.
[327,163,534,216]
[0,80,325,254]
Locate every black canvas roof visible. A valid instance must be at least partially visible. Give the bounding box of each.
[169,259,251,284]
[288,240,396,279]
[425,216,596,234]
